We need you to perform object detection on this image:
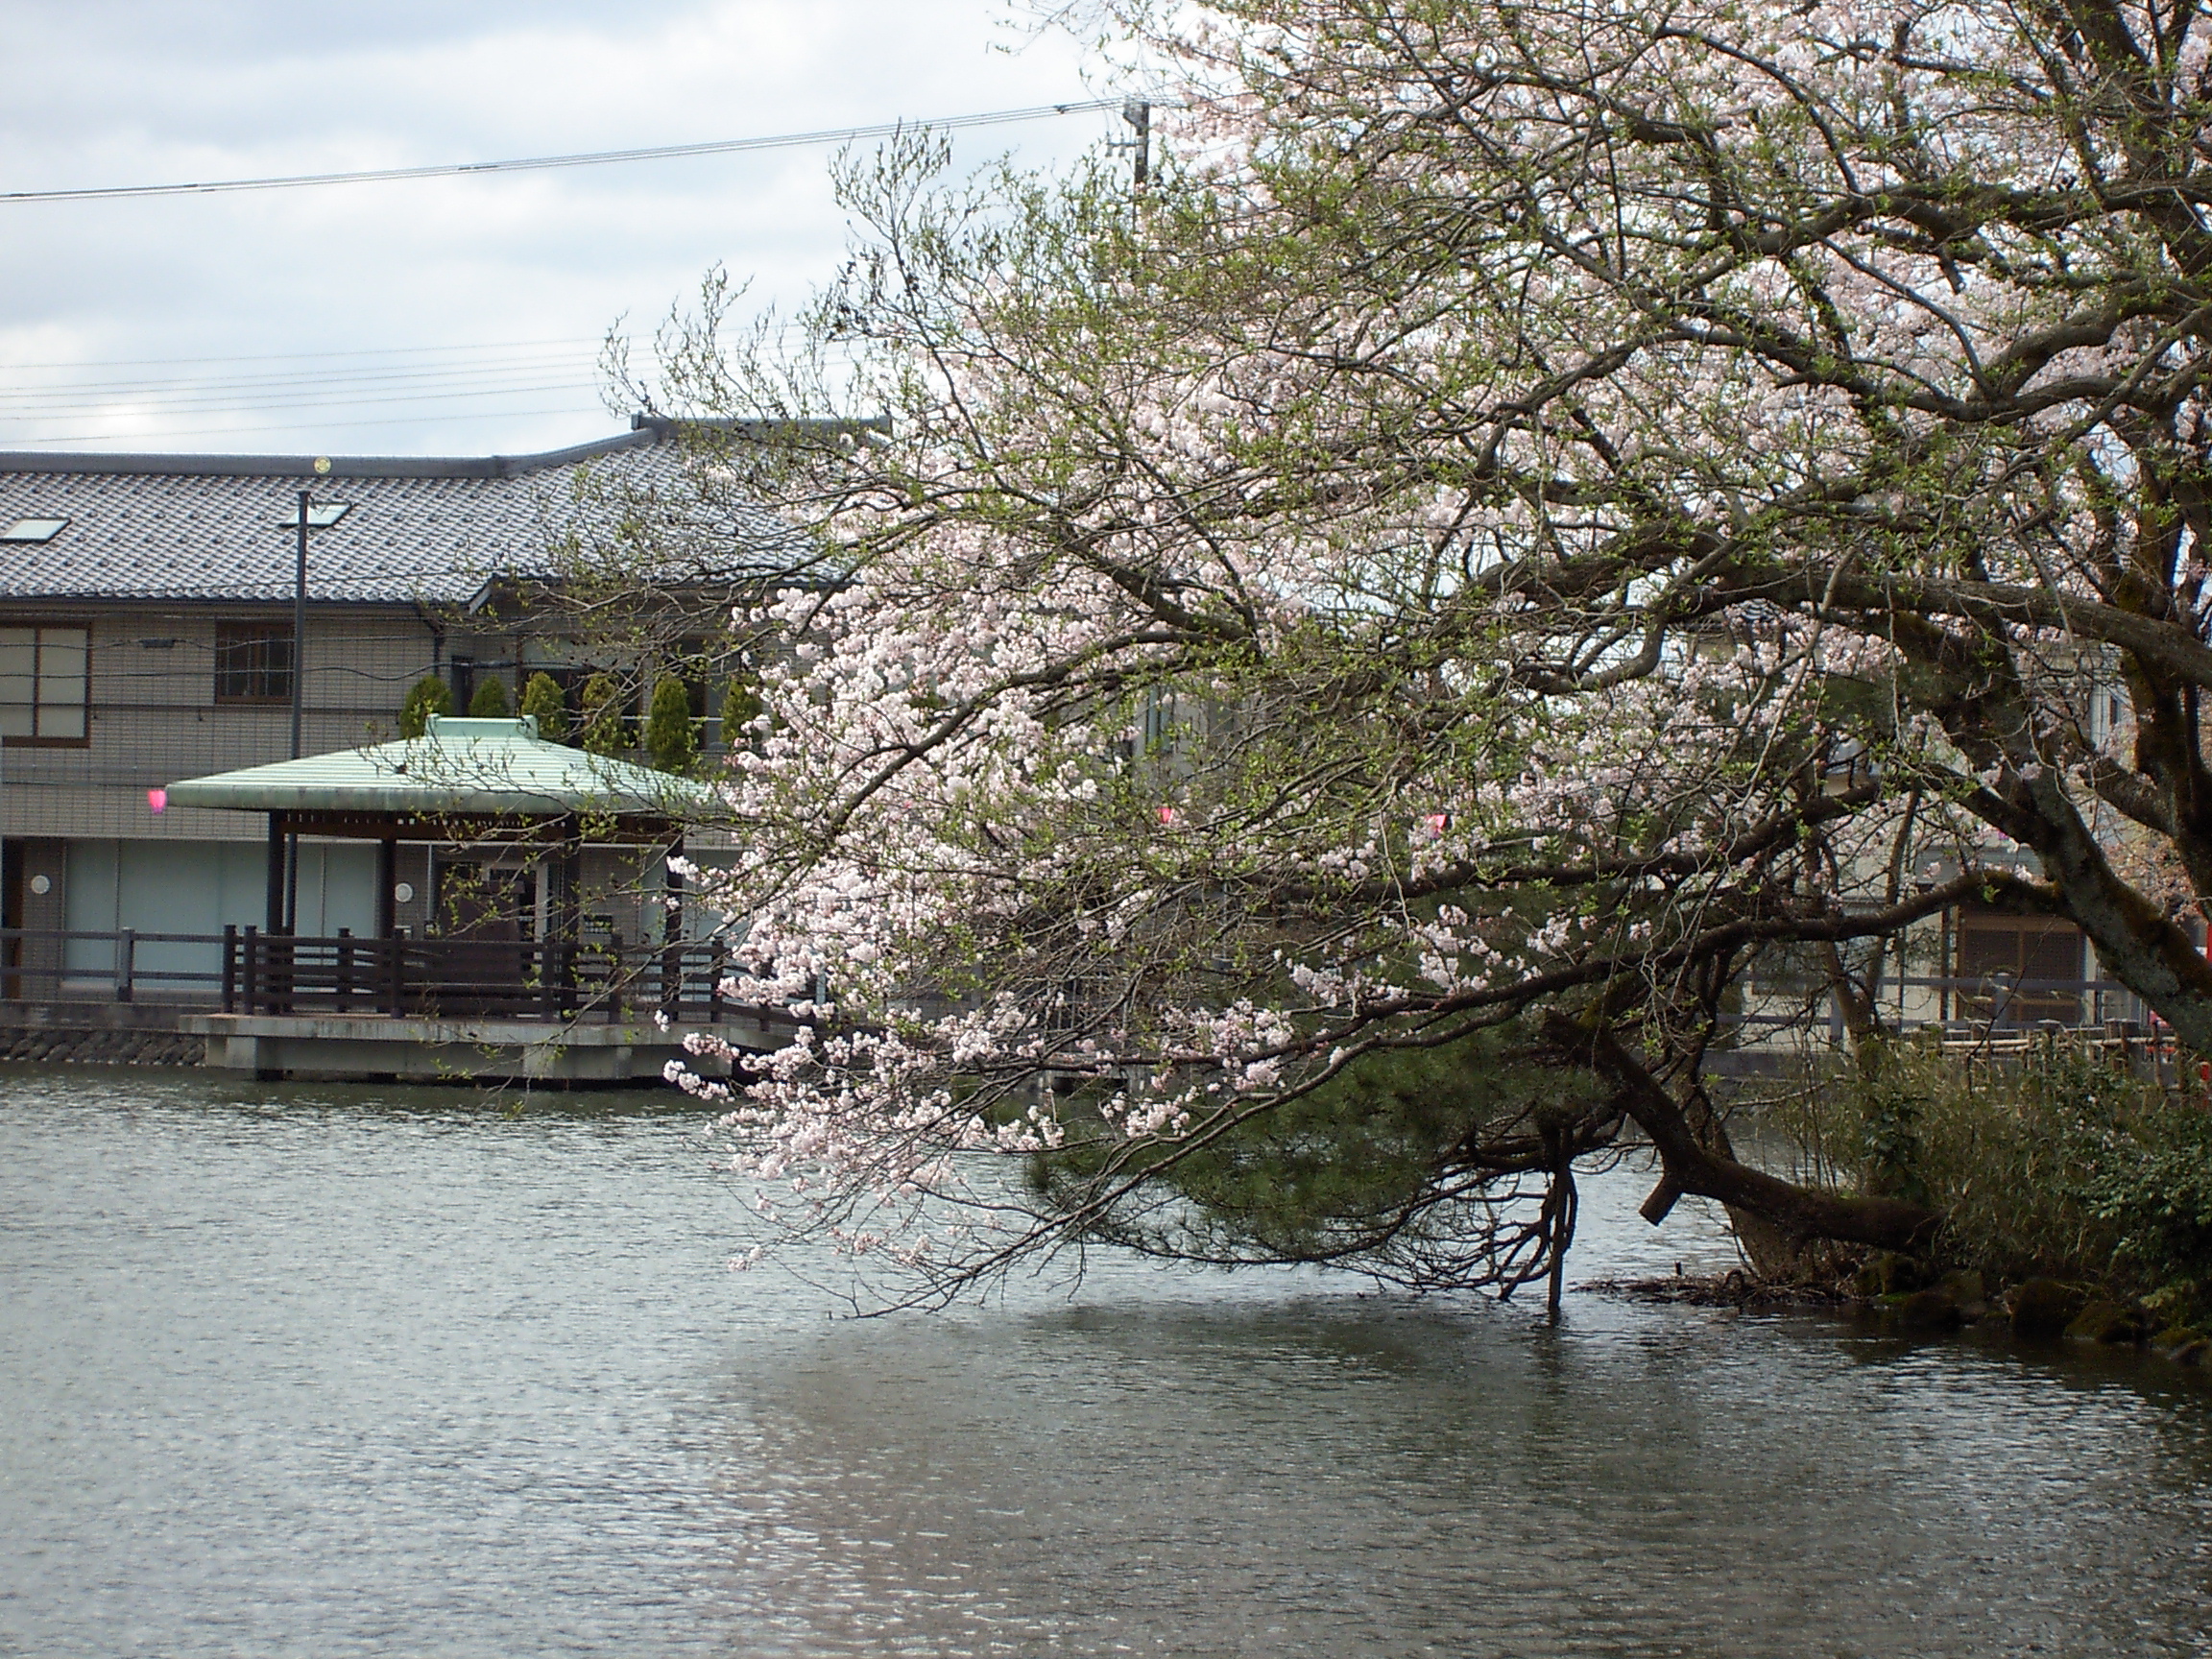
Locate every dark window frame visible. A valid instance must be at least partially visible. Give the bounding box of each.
[0,621,91,747]
[214,620,294,706]
[1954,904,2085,1028]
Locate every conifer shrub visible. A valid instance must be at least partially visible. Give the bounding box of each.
[520,671,568,742]
[398,675,452,738]
[720,676,762,750]
[645,677,699,773]
[578,673,627,756]
[468,676,511,717]
[1028,1029,1605,1273]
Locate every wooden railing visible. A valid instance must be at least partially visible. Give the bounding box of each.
[0,926,781,1027]
[1,926,228,1004]
[1731,973,2144,1038]
[0,926,2157,1046]
[225,927,763,1023]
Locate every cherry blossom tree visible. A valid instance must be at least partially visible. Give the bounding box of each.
[628,0,2212,1305]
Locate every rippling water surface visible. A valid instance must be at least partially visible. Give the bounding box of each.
[2,1067,2208,1657]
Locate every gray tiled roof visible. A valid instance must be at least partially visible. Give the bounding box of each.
[0,418,815,606]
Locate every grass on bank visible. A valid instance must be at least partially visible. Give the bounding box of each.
[1762,1034,2212,1323]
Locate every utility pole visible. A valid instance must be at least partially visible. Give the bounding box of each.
[1114,99,1151,190]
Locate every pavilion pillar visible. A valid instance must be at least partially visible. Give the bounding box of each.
[284,833,301,934]
[663,833,685,947]
[265,813,286,934]
[553,816,582,940]
[375,835,397,937]
[553,816,583,1018]
[660,832,685,1016]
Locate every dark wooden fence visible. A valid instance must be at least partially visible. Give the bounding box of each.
[0,926,2164,1046]
[1,926,227,1004]
[0,926,771,1025]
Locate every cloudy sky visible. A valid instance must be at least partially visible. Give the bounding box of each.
[0,1,1128,457]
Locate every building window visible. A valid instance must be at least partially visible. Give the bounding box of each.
[0,625,88,742]
[1954,905,2084,1027]
[215,621,293,704]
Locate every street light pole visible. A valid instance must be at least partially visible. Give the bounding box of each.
[281,461,338,932]
[292,487,308,761]
[1107,100,1152,198]
[283,487,309,933]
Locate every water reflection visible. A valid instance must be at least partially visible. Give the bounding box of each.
[1,1067,2207,1657]
[721,1295,2212,1656]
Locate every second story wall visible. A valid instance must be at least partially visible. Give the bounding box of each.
[1,604,437,842]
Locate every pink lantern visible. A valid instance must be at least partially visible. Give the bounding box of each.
[146,787,166,813]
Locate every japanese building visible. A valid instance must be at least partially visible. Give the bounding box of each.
[0,416,795,989]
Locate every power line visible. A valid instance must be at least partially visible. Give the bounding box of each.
[2,100,1122,204]
[0,369,606,416]
[0,402,610,445]
[0,346,604,399]
[0,365,604,412]
[0,363,862,433]
[0,330,854,404]
[0,336,601,372]
[0,318,834,373]
[0,378,606,421]
[0,350,867,443]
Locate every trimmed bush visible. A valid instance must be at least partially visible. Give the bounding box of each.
[1776,1038,2212,1301]
[468,676,511,717]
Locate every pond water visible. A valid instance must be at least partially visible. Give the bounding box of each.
[2,1067,2208,1657]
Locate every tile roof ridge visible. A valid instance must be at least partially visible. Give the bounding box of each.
[0,414,886,483]
[0,427,659,482]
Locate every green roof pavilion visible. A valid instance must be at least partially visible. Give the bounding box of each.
[164,714,721,936]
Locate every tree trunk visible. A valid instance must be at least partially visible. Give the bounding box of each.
[1551,1017,1942,1258]
[1675,1077,1805,1275]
